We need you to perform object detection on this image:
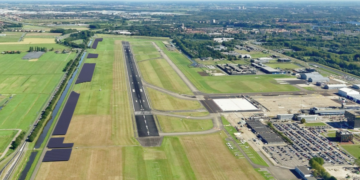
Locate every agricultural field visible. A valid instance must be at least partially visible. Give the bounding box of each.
[0,32,24,42]
[0,130,18,153]
[266,63,300,70]
[26,33,62,38]
[157,115,213,133]
[0,41,73,159]
[0,38,55,45]
[0,44,69,52]
[146,88,202,111]
[156,42,299,94]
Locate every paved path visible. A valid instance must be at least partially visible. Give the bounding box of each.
[152,42,200,93]
[142,81,196,100]
[159,114,222,136]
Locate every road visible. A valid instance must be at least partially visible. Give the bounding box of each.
[152,42,200,94]
[123,41,159,137]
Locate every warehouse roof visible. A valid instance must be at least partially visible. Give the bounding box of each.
[261,66,280,73]
[339,88,359,95]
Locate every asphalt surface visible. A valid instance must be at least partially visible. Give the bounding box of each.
[123,41,159,137]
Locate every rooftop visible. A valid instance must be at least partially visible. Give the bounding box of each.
[296,166,311,175]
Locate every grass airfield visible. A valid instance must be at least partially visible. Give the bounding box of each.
[35,36,267,180]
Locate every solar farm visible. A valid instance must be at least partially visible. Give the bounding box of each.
[75,63,96,84]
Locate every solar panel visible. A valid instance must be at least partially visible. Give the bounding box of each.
[87,53,98,58]
[52,91,80,135]
[91,38,103,49]
[75,63,96,84]
[47,138,74,148]
[43,149,72,162]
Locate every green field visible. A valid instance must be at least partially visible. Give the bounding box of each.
[267,63,299,70]
[137,57,193,95]
[0,44,69,52]
[305,122,327,127]
[341,145,360,158]
[171,111,209,117]
[147,88,202,111]
[235,50,269,58]
[0,42,73,155]
[0,130,18,153]
[222,117,268,167]
[71,39,83,44]
[157,115,213,133]
[0,32,23,42]
[303,87,315,91]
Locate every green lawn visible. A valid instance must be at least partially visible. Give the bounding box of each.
[305,122,327,127]
[0,130,18,153]
[222,117,268,167]
[71,39,83,44]
[137,58,193,95]
[267,63,300,70]
[157,115,213,133]
[341,145,360,158]
[234,50,269,58]
[0,32,23,42]
[303,87,315,91]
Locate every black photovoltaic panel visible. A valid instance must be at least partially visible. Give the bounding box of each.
[75,63,96,84]
[43,149,72,162]
[91,38,103,49]
[47,138,74,148]
[52,91,80,135]
[87,53,98,58]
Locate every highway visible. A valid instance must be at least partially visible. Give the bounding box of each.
[122,41,159,137]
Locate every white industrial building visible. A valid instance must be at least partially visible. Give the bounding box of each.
[213,98,258,111]
[324,84,347,89]
[297,114,318,121]
[277,114,294,120]
[338,88,360,97]
[352,84,360,89]
[300,72,321,80]
[295,166,312,180]
[308,76,329,83]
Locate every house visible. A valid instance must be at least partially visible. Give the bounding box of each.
[213,38,234,43]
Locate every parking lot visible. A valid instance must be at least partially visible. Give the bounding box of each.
[262,123,354,168]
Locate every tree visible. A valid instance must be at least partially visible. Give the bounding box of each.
[301,118,306,124]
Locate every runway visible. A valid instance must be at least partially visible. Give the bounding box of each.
[122,41,159,137]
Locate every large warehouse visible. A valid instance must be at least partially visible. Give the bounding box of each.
[338,88,359,97]
[213,98,258,112]
[246,120,284,145]
[324,84,347,89]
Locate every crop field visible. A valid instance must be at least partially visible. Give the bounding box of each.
[157,115,213,133]
[156,42,299,93]
[180,133,265,180]
[147,88,202,111]
[137,58,193,95]
[266,63,300,69]
[0,32,24,42]
[0,130,18,153]
[0,44,69,52]
[25,33,62,38]
[0,38,55,45]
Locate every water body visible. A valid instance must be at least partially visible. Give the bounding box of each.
[34,52,86,149]
[18,152,38,180]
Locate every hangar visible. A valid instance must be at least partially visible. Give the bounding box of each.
[213,98,258,112]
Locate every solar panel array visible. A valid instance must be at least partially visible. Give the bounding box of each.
[53,91,80,135]
[87,53,98,58]
[43,149,72,162]
[91,38,103,49]
[47,138,74,148]
[75,63,96,84]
